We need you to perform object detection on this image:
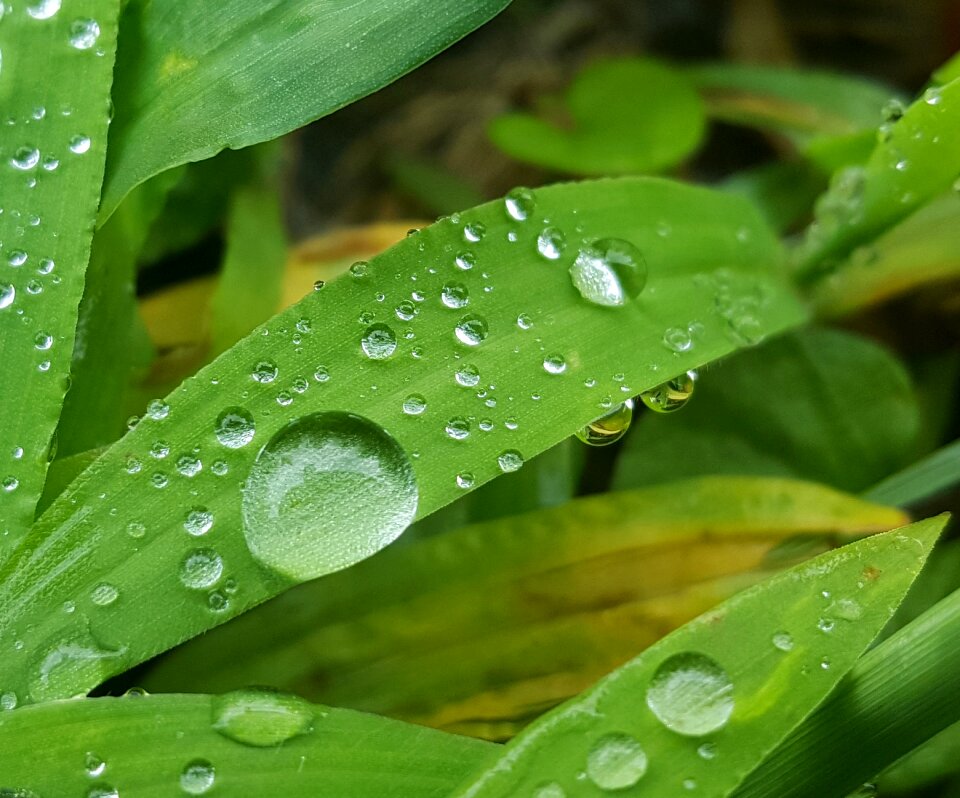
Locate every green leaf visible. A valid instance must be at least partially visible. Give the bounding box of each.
[863,438,960,507]
[144,476,906,740]
[719,161,826,233]
[732,517,958,798]
[450,516,944,798]
[0,0,121,554]
[811,192,960,317]
[489,58,706,175]
[614,328,919,494]
[794,77,960,280]
[99,0,512,221]
[0,692,497,796]
[0,177,807,705]
[387,154,486,217]
[686,63,896,143]
[209,184,287,355]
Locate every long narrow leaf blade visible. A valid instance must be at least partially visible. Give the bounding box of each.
[0,0,120,554]
[450,516,944,798]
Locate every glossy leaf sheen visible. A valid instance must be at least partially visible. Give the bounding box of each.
[0,0,120,554]
[451,517,943,797]
[0,177,806,704]
[99,0,511,220]
[145,477,907,739]
[0,694,497,796]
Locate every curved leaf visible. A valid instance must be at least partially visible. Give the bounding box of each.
[0,0,120,553]
[0,177,806,706]
[863,437,960,508]
[0,693,496,796]
[99,0,512,220]
[450,516,944,798]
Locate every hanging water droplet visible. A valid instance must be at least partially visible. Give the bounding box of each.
[537,227,566,260]
[646,652,734,736]
[179,549,224,590]
[585,733,648,790]
[211,688,316,747]
[569,238,648,307]
[455,314,488,346]
[640,371,696,413]
[504,187,536,221]
[576,399,634,446]
[180,759,216,795]
[497,450,524,473]
[241,412,417,580]
[402,394,427,416]
[68,18,99,48]
[215,407,255,449]
[441,282,470,309]
[542,354,567,375]
[455,364,481,387]
[361,323,398,359]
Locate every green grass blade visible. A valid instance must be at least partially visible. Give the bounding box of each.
[98,0,512,221]
[794,77,960,280]
[0,693,497,796]
[0,0,120,554]
[143,477,906,738]
[733,531,960,798]
[614,328,919,494]
[0,177,807,706]
[449,516,944,798]
[863,438,960,507]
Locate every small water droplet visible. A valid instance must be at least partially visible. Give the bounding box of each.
[663,326,693,353]
[697,742,717,760]
[349,260,368,278]
[361,323,398,360]
[532,783,566,798]
[184,507,214,536]
[772,632,794,652]
[543,354,567,375]
[10,146,40,170]
[86,786,118,798]
[516,313,533,330]
[180,759,215,795]
[441,282,470,309]
[90,583,118,607]
[34,331,53,350]
[923,86,943,106]
[463,221,486,242]
[402,394,427,416]
[455,251,476,270]
[455,364,481,387]
[504,187,536,221]
[179,549,224,590]
[214,407,255,449]
[0,284,15,310]
[456,472,475,489]
[569,238,647,307]
[640,371,696,413]
[26,0,61,19]
[251,361,278,383]
[497,450,524,473]
[576,399,634,446]
[585,733,648,790]
[0,691,18,711]
[537,227,566,260]
[69,134,91,154]
[445,417,471,441]
[68,18,100,48]
[646,652,734,736]
[455,314,488,346]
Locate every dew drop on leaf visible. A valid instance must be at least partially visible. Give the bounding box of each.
[576,399,634,446]
[402,394,427,416]
[646,652,735,736]
[585,732,648,790]
[179,549,224,590]
[183,507,214,536]
[772,631,795,651]
[251,360,278,383]
[241,412,417,580]
[569,238,647,307]
[180,760,215,795]
[455,364,480,387]
[84,751,105,777]
[639,371,696,413]
[0,283,16,310]
[536,226,566,260]
[68,18,99,49]
[211,688,315,747]
[90,582,118,607]
[455,314,488,346]
[504,187,535,222]
[542,354,567,375]
[215,407,255,449]
[497,450,524,473]
[361,323,398,360]
[532,783,566,798]
[26,0,61,19]
[441,282,470,309]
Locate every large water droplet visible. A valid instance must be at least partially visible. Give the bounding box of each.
[361,323,398,360]
[576,399,634,446]
[455,314,488,346]
[241,412,417,580]
[646,652,734,736]
[215,407,255,449]
[585,733,648,790]
[180,760,215,795]
[640,371,696,413]
[542,354,567,375]
[211,688,315,747]
[569,238,647,307]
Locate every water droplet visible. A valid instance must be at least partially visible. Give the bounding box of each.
[402,394,427,416]
[504,187,535,221]
[455,314,488,346]
[497,450,523,473]
[313,280,325,291]
[923,86,943,106]
[455,364,481,387]
[10,146,40,170]
[126,521,146,539]
[34,331,53,350]
[26,0,60,19]
[180,759,215,795]
[663,327,693,353]
[543,354,567,375]
[585,733,648,790]
[68,135,92,156]
[456,472,475,489]
[86,786,118,798]
[445,417,471,441]
[646,652,734,736]
[215,407,255,448]
[395,300,417,321]
[881,98,905,123]
[569,238,647,307]
[211,688,315,747]
[576,399,634,446]
[441,282,470,309]
[0,284,15,310]
[516,313,533,330]
[817,618,835,633]
[455,251,476,270]
[184,507,214,536]
[90,583,118,607]
[820,657,831,670]
[532,784,566,798]
[537,227,566,260]
[697,742,717,760]
[241,412,417,580]
[640,371,696,413]
[146,398,170,421]
[68,18,99,48]
[772,632,794,652]
[463,221,486,242]
[361,323,397,359]
[0,691,18,710]
[29,632,122,702]
[179,549,224,590]
[251,360,278,383]
[349,260,368,278]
